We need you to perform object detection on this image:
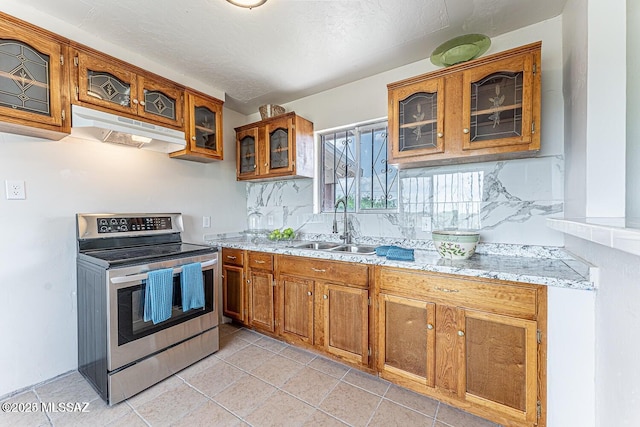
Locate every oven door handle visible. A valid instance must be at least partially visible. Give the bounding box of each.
[109,259,218,285]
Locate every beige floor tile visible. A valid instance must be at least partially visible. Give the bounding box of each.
[46,397,132,427]
[106,410,148,427]
[35,371,99,404]
[0,391,50,427]
[219,322,242,337]
[184,362,247,399]
[215,333,251,359]
[253,336,288,353]
[319,382,382,427]
[224,344,277,372]
[308,357,350,379]
[233,328,264,343]
[170,400,243,427]
[281,367,340,406]
[436,404,502,427]
[384,384,439,417]
[279,346,317,365]
[125,375,185,409]
[244,391,315,427]
[368,399,435,427]
[250,354,305,387]
[301,410,349,426]
[135,383,208,426]
[212,375,277,418]
[342,369,390,396]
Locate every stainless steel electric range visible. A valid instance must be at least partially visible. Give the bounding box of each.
[75,213,219,405]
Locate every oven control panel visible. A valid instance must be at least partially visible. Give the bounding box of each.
[97,216,172,234]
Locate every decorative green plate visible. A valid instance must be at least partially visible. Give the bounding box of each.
[430,34,491,67]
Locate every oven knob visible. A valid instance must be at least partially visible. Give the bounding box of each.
[121,225,128,231]
[100,226,108,232]
[110,219,117,225]
[99,219,108,225]
[120,219,127,224]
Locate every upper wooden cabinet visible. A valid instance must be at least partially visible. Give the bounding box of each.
[0,14,70,139]
[170,90,224,162]
[72,48,184,129]
[388,42,541,167]
[235,112,314,181]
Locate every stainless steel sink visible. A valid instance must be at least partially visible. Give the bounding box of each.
[330,244,377,255]
[294,241,343,250]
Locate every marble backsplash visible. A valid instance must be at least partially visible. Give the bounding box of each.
[246,155,564,246]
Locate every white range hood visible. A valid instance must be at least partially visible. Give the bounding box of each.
[70,105,186,153]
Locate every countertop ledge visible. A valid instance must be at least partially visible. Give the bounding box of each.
[206,234,596,291]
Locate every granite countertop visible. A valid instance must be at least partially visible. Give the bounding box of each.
[205,233,596,290]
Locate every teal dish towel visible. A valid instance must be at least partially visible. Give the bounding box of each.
[143,268,174,324]
[386,247,415,261]
[375,245,400,256]
[181,262,205,312]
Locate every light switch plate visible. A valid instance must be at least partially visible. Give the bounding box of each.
[5,180,26,200]
[202,216,211,228]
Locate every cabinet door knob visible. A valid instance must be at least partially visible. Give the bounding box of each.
[246,279,250,284]
[253,165,257,169]
[437,132,443,138]
[323,294,328,299]
[307,291,312,296]
[191,136,196,141]
[463,128,470,134]
[427,323,434,330]
[139,101,146,106]
[133,99,139,104]
[264,162,268,167]
[458,330,465,337]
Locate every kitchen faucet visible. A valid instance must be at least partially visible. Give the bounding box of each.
[332,197,351,244]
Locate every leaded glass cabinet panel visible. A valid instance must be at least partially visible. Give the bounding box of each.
[184,92,223,160]
[237,128,258,177]
[137,76,183,128]
[0,17,67,137]
[269,128,289,170]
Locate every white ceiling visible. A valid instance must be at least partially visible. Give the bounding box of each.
[8,0,566,114]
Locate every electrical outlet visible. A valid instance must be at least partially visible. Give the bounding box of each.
[202,216,211,228]
[5,180,26,200]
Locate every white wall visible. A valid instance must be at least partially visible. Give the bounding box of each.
[627,0,640,220]
[562,0,640,425]
[0,107,246,397]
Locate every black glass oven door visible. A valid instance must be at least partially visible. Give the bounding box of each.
[117,268,214,346]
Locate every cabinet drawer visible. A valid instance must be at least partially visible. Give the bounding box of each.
[377,267,538,319]
[222,248,244,267]
[278,255,369,288]
[248,251,273,270]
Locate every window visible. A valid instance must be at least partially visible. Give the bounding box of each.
[318,119,398,213]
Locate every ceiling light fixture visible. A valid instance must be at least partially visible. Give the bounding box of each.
[226,0,267,9]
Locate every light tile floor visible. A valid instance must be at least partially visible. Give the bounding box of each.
[0,324,502,427]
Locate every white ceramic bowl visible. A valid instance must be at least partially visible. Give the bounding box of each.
[432,230,480,260]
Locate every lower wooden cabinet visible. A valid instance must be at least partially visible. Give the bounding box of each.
[247,252,276,333]
[221,248,246,324]
[219,248,547,427]
[376,266,546,427]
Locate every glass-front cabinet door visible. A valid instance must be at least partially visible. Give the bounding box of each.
[186,92,223,160]
[389,77,445,161]
[0,21,65,131]
[462,53,536,151]
[75,50,137,116]
[265,116,294,175]
[137,76,183,128]
[237,127,259,178]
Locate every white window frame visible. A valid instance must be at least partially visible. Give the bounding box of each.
[313,117,398,214]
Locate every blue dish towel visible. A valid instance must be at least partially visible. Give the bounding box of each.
[386,247,415,261]
[375,245,401,256]
[143,268,174,324]
[181,262,205,312]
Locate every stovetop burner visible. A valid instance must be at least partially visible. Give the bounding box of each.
[76,213,216,268]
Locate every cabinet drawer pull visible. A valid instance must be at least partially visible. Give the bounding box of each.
[311,268,326,273]
[254,260,266,264]
[458,330,465,337]
[435,286,459,293]
[226,255,237,260]
[427,323,434,330]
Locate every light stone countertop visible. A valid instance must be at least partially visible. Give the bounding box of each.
[205,233,596,291]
